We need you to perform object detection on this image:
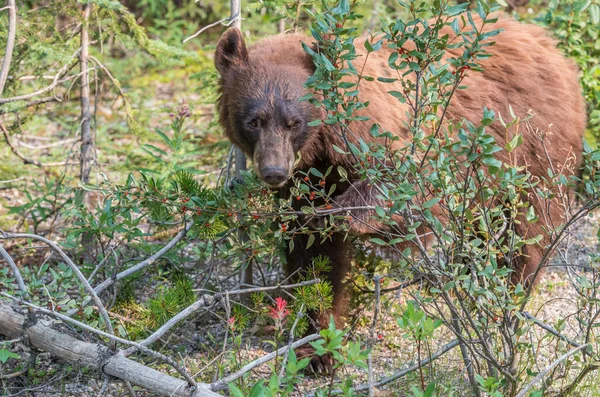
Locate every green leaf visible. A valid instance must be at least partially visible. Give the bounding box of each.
[228,384,245,397]
[370,237,388,245]
[422,197,441,209]
[0,349,20,363]
[306,233,316,249]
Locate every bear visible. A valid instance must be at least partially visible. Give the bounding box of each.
[214,14,586,345]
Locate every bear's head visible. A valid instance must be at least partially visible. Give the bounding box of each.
[215,28,318,188]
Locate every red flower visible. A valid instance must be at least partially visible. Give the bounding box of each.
[228,316,236,331]
[269,297,290,328]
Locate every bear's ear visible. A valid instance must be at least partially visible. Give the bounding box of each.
[215,28,249,76]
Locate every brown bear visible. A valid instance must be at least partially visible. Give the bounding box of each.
[215,14,586,337]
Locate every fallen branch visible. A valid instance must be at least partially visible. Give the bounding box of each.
[0,304,220,397]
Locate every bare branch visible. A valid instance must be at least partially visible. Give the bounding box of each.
[0,0,16,97]
[68,220,195,316]
[0,244,28,295]
[124,279,320,356]
[1,122,76,167]
[522,311,582,348]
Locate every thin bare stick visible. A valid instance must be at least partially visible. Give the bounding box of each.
[522,311,582,348]
[0,0,16,97]
[0,244,28,295]
[123,294,216,356]
[368,275,381,397]
[210,333,321,391]
[278,303,305,380]
[0,96,61,116]
[514,343,590,397]
[14,137,77,150]
[0,232,114,338]
[183,18,227,44]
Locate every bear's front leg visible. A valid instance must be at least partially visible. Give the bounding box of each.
[284,231,352,372]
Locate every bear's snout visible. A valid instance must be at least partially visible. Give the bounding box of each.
[260,166,289,186]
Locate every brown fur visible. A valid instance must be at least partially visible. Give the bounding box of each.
[215,15,586,330]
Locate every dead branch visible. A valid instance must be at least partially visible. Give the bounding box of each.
[0,294,197,387]
[522,311,582,348]
[0,0,16,97]
[13,136,76,150]
[0,303,220,397]
[0,244,27,295]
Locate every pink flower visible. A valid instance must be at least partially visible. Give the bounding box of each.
[269,297,290,327]
[228,316,236,331]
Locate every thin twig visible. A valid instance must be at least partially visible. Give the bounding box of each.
[0,244,28,295]
[368,275,381,397]
[183,18,231,44]
[67,220,195,316]
[522,311,582,348]
[278,303,305,380]
[1,122,76,167]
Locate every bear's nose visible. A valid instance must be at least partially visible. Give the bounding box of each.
[261,166,288,186]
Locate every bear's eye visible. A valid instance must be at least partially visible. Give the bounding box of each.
[248,119,259,129]
[288,120,301,130]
